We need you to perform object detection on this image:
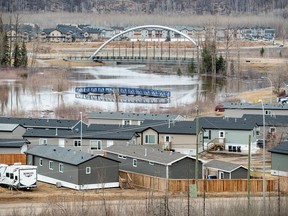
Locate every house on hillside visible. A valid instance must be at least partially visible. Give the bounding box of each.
[0,117,86,131]
[204,159,248,179]
[223,102,288,118]
[242,114,288,143]
[23,124,138,155]
[105,144,203,179]
[135,120,203,156]
[0,139,29,154]
[87,111,184,126]
[0,123,26,139]
[199,116,258,153]
[26,145,120,190]
[269,141,288,177]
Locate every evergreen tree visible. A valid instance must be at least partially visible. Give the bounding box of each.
[13,43,22,67]
[260,47,265,57]
[1,34,11,66]
[216,54,225,74]
[20,42,28,67]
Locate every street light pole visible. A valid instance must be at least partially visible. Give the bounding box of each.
[261,76,273,103]
[259,100,266,215]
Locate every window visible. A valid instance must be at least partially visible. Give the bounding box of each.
[265,110,272,115]
[219,171,224,179]
[59,163,64,173]
[145,135,156,144]
[164,135,170,143]
[39,138,47,145]
[74,140,82,147]
[219,131,225,138]
[123,120,131,125]
[118,155,127,159]
[90,140,102,150]
[269,127,276,134]
[49,161,53,170]
[86,167,91,174]
[133,159,137,167]
[39,158,43,166]
[256,127,260,136]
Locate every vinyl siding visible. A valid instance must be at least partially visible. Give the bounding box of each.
[169,157,202,179]
[78,157,119,185]
[106,152,167,178]
[271,153,288,172]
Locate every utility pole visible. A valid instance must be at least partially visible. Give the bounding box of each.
[248,135,251,214]
[195,107,199,191]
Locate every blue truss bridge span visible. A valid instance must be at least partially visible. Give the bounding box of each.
[75,87,171,98]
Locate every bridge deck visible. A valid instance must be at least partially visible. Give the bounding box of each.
[75,87,171,98]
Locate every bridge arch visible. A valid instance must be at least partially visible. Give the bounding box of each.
[89,25,198,60]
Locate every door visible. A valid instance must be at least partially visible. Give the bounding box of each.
[219,131,225,143]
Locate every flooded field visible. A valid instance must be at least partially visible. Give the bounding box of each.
[0,65,264,117]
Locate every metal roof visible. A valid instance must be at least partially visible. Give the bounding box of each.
[204,159,247,172]
[105,144,197,165]
[199,116,255,130]
[0,117,80,129]
[269,141,288,155]
[25,145,98,165]
[242,114,288,126]
[223,102,288,110]
[0,123,20,131]
[0,139,27,147]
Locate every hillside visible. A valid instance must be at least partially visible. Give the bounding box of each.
[1,0,288,17]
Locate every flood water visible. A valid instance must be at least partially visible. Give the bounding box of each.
[0,65,264,117]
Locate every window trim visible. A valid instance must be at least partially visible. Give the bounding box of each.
[118,155,127,159]
[74,139,82,147]
[39,138,47,145]
[90,140,102,150]
[219,171,224,179]
[86,167,91,174]
[133,159,137,167]
[59,163,64,173]
[219,131,225,138]
[145,134,156,144]
[39,158,43,166]
[49,161,53,170]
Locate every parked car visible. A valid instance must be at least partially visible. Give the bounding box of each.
[214,104,225,112]
[278,97,288,104]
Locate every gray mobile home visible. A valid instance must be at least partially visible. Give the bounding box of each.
[26,145,120,190]
[204,159,248,179]
[105,144,203,179]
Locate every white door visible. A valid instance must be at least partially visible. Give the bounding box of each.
[59,139,65,147]
[219,131,225,143]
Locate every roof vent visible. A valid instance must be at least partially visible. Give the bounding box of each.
[53,149,56,151]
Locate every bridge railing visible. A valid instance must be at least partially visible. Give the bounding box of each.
[75,86,171,98]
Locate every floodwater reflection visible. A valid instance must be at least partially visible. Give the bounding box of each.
[0,65,264,116]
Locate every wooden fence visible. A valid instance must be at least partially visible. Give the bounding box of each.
[0,154,26,165]
[119,171,277,193]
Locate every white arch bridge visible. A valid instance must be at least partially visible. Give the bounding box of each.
[88,25,198,64]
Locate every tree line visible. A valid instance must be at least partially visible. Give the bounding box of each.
[0,15,28,68]
[1,0,288,17]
